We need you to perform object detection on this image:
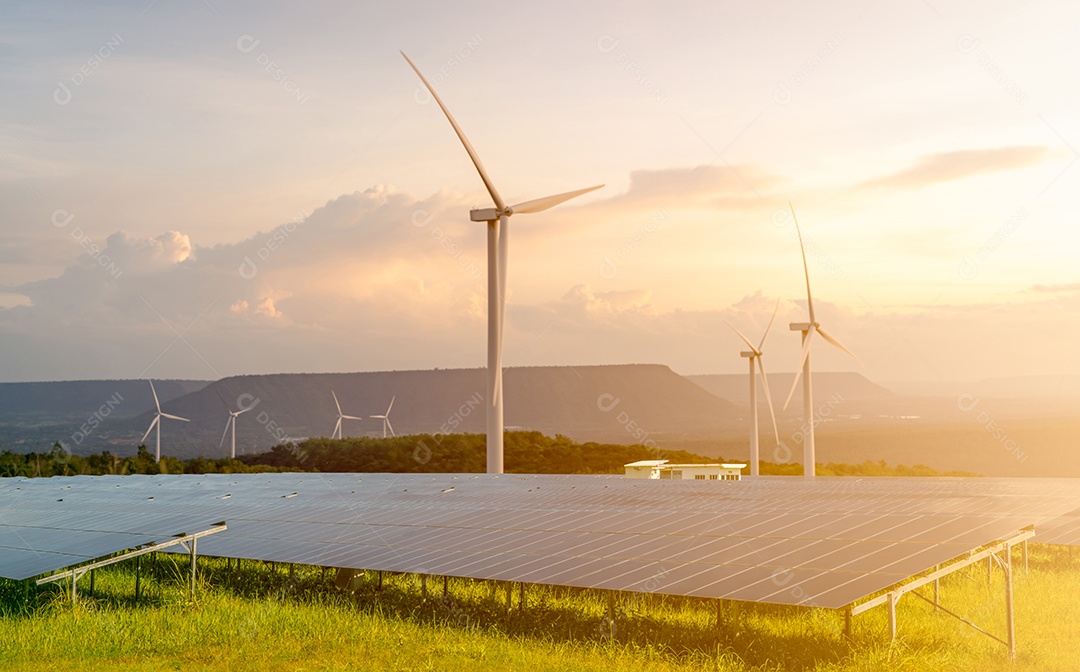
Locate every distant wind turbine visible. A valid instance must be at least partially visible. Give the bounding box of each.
[331,391,363,440]
[139,380,189,462]
[370,395,396,438]
[726,299,781,477]
[217,391,254,459]
[782,204,862,478]
[402,51,603,474]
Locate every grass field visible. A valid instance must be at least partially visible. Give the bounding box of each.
[2,545,1080,671]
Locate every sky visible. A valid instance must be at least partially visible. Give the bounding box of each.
[1,0,1078,385]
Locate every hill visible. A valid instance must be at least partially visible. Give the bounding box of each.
[47,365,739,458]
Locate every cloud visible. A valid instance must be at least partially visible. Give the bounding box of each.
[856,146,1050,191]
[601,165,782,210]
[1029,283,1080,294]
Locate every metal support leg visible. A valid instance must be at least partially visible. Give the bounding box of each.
[135,555,142,602]
[1022,540,1028,574]
[378,571,383,591]
[505,581,513,612]
[89,569,95,598]
[188,537,198,601]
[1005,550,1016,660]
[715,600,724,630]
[933,563,940,613]
[519,581,525,613]
[986,555,992,585]
[888,592,898,643]
[443,575,448,597]
[607,591,616,624]
[844,605,852,639]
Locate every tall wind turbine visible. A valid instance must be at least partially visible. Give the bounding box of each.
[217,391,254,459]
[370,395,396,438]
[331,391,363,441]
[139,380,189,462]
[403,52,603,474]
[782,204,862,478]
[726,300,781,477]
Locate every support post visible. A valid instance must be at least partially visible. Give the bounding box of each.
[135,555,141,602]
[987,555,992,585]
[607,591,616,624]
[888,592,898,643]
[933,564,940,613]
[519,581,525,612]
[443,575,448,597]
[1022,540,1028,574]
[89,569,95,598]
[844,605,852,639]
[1005,549,1016,660]
[378,571,383,591]
[421,574,428,600]
[188,536,197,601]
[505,580,513,612]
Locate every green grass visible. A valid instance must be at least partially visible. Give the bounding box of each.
[2,545,1079,671]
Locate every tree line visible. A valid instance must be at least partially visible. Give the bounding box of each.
[0,431,972,478]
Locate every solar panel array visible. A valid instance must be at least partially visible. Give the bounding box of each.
[0,478,221,580]
[5,473,1078,608]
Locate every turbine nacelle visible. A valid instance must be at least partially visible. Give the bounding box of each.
[789,322,813,331]
[739,351,758,359]
[470,208,501,222]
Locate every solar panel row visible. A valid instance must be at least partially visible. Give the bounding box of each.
[3,473,1074,608]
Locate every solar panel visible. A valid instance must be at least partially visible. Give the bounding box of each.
[5,473,1076,608]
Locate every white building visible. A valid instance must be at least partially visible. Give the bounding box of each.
[624,459,747,481]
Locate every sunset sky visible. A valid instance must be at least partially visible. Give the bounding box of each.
[1,0,1077,385]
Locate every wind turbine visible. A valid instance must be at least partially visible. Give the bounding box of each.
[217,391,254,459]
[726,299,781,477]
[403,52,603,474]
[370,395,396,438]
[139,380,189,462]
[331,391,363,440]
[782,204,862,478]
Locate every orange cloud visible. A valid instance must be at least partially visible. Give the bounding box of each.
[856,146,1050,191]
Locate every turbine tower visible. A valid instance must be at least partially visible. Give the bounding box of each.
[403,52,603,474]
[331,390,363,440]
[370,395,396,438]
[139,380,189,462]
[726,299,781,477]
[217,391,254,459]
[782,204,862,478]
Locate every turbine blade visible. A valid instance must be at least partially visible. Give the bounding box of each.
[757,357,780,447]
[235,407,253,416]
[215,390,229,411]
[219,418,231,448]
[332,390,342,415]
[816,325,864,367]
[333,418,342,439]
[758,299,781,352]
[140,416,159,444]
[149,380,161,412]
[783,329,815,410]
[386,418,395,437]
[386,395,395,415]
[789,203,815,325]
[726,322,758,353]
[509,185,604,215]
[161,413,189,422]
[343,415,363,421]
[369,415,385,420]
[401,51,505,211]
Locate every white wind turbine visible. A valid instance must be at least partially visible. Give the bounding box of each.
[403,51,604,474]
[726,299,781,477]
[782,204,862,478]
[139,380,189,462]
[217,391,254,459]
[331,390,363,440]
[370,395,396,438]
